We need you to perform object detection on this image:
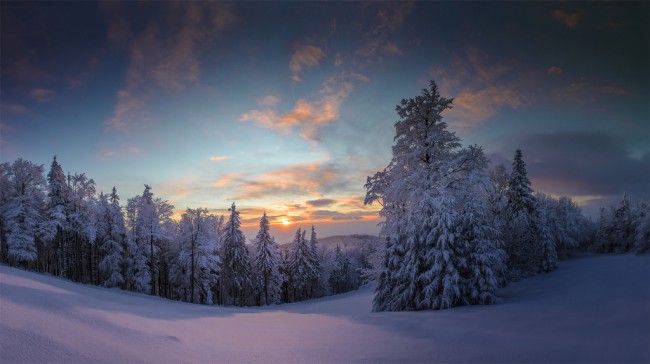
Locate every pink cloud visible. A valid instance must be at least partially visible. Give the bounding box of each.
[29,88,55,103]
[381,41,403,55]
[289,45,325,82]
[1,103,30,114]
[547,66,563,75]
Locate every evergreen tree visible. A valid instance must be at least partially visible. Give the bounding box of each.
[97,187,127,288]
[46,156,68,275]
[124,195,150,293]
[220,203,253,306]
[176,208,220,304]
[633,201,649,254]
[252,212,282,305]
[504,149,550,278]
[3,159,50,266]
[365,81,504,311]
[308,225,324,298]
[287,228,321,301]
[329,245,354,294]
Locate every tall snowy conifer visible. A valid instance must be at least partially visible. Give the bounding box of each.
[176,208,220,304]
[252,212,282,305]
[504,149,547,278]
[97,187,127,288]
[365,81,505,311]
[46,156,68,275]
[3,159,49,266]
[220,203,253,306]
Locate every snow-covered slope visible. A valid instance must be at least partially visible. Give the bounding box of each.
[1,254,648,363]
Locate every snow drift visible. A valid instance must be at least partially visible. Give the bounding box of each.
[1,254,648,363]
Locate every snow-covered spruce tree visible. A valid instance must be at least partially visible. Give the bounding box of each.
[504,149,556,278]
[329,244,355,294]
[252,212,282,305]
[65,173,98,283]
[287,228,320,301]
[97,187,127,288]
[220,203,253,306]
[633,201,649,254]
[124,195,150,293]
[0,163,10,263]
[176,208,220,304]
[308,225,325,298]
[364,81,505,311]
[46,156,68,276]
[3,159,51,267]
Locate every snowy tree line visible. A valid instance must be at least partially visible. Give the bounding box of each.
[364,80,648,312]
[0,158,360,305]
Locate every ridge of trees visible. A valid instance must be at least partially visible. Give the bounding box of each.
[0,158,360,305]
[364,80,648,311]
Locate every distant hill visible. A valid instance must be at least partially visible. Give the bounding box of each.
[280,234,380,254]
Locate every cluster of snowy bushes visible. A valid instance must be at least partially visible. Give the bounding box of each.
[363,81,602,311]
[590,194,649,254]
[0,158,360,305]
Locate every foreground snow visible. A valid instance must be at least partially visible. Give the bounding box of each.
[1,254,648,363]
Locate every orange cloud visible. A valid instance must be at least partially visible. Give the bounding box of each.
[553,10,581,28]
[208,156,230,162]
[241,80,354,142]
[431,46,525,129]
[212,173,241,188]
[289,45,325,82]
[448,87,525,128]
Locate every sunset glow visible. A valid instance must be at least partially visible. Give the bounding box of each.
[1,2,647,242]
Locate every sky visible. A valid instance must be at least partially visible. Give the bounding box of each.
[1,1,648,242]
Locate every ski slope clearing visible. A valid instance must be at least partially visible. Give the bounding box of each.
[1,254,648,363]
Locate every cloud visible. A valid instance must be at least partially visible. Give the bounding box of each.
[232,161,352,201]
[381,41,403,55]
[289,45,325,82]
[556,79,633,103]
[495,131,649,204]
[356,2,414,63]
[241,79,354,142]
[449,86,525,128]
[29,88,55,103]
[553,10,581,28]
[208,155,230,162]
[257,95,280,107]
[334,53,343,67]
[96,144,143,160]
[1,103,30,114]
[306,199,336,207]
[212,173,241,188]
[104,3,237,133]
[547,66,563,75]
[433,46,525,129]
[311,209,364,221]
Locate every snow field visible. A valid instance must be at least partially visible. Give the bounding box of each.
[1,253,648,363]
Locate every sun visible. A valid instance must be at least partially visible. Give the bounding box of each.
[280,218,290,226]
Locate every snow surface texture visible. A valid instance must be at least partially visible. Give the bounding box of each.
[1,254,648,363]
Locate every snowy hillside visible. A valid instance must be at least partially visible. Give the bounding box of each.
[1,254,648,363]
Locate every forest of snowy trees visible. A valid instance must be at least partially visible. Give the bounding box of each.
[0,157,361,306]
[1,80,647,310]
[364,80,649,311]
